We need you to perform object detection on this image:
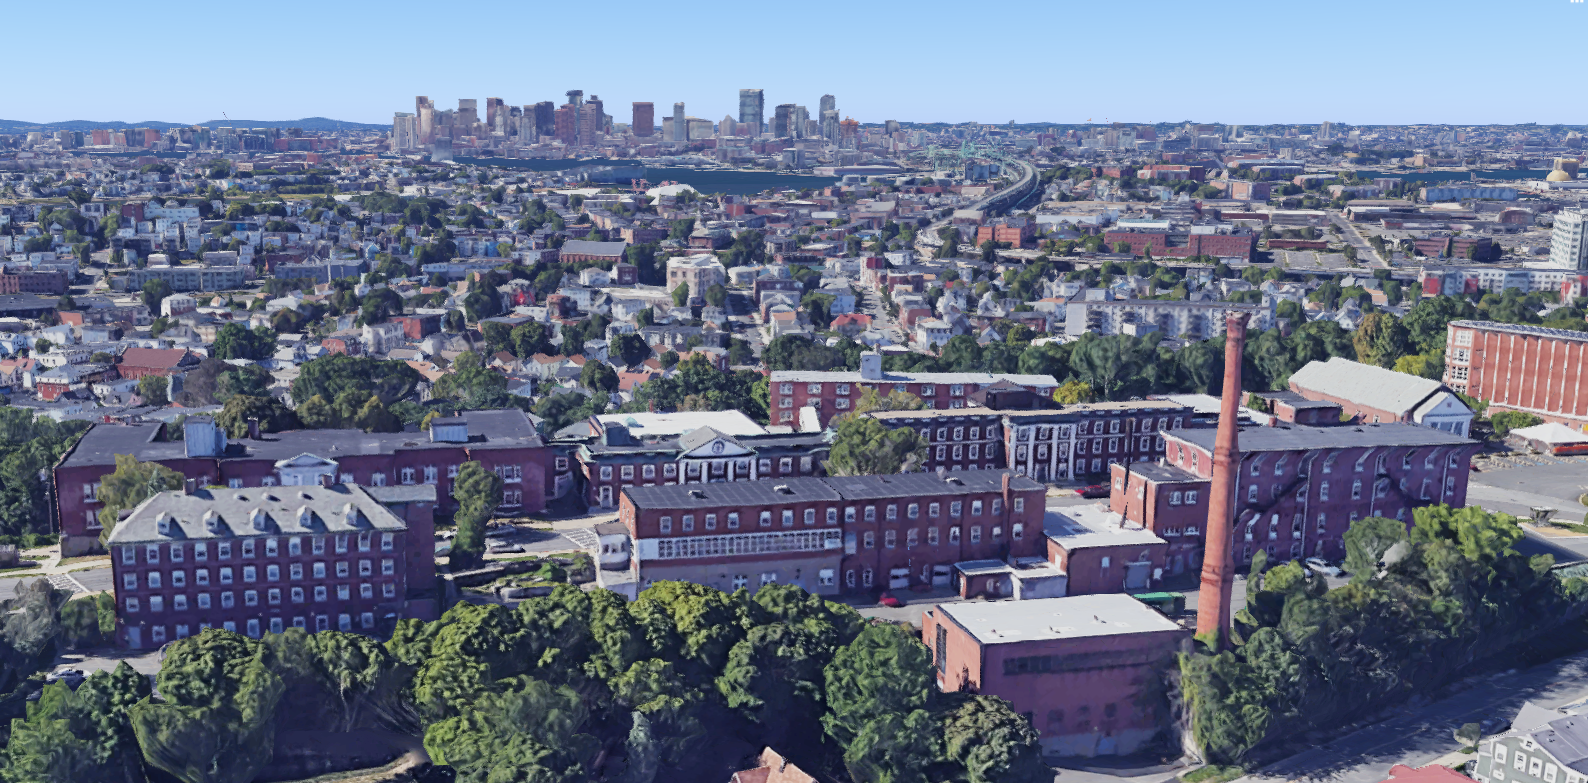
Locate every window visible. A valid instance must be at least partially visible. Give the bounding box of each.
[219,542,232,560]
[1247,484,1258,502]
[171,570,186,588]
[1013,523,1024,540]
[146,544,160,564]
[221,591,235,608]
[885,530,897,549]
[600,466,613,480]
[244,590,259,607]
[826,508,838,525]
[371,472,386,487]
[885,504,898,520]
[862,569,873,587]
[781,510,794,528]
[1320,482,1330,501]
[928,527,940,545]
[863,531,875,549]
[621,465,634,481]
[971,500,983,516]
[727,512,740,529]
[147,572,162,589]
[400,467,415,484]
[242,540,256,558]
[1186,491,1198,505]
[949,526,961,543]
[123,573,137,591]
[289,563,303,580]
[1352,480,1362,500]
[950,501,962,517]
[424,466,438,484]
[759,511,771,528]
[970,526,982,544]
[642,464,655,480]
[337,561,349,578]
[1013,498,1024,512]
[265,564,280,581]
[291,587,305,604]
[865,506,877,522]
[1170,491,1183,506]
[705,513,717,531]
[314,585,328,602]
[313,562,326,578]
[682,515,695,532]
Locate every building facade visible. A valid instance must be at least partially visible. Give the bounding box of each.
[665,253,726,294]
[771,351,1059,429]
[1066,297,1272,339]
[123,264,249,292]
[577,424,831,509]
[1445,320,1588,429]
[108,483,436,648]
[618,471,1046,596]
[1114,422,1481,568]
[1289,357,1473,436]
[56,411,548,556]
[922,595,1187,757]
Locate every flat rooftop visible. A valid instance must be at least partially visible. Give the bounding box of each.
[1168,421,1473,453]
[936,594,1183,645]
[1043,506,1167,550]
[593,411,766,439]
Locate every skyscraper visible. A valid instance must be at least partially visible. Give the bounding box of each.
[580,96,604,147]
[739,89,764,135]
[486,98,506,134]
[632,102,654,137]
[532,102,555,140]
[821,110,839,142]
[819,94,835,115]
[456,99,479,128]
[1319,121,1334,140]
[1550,209,1588,270]
[392,113,416,150]
[793,106,809,139]
[416,96,435,144]
[672,103,686,142]
[773,104,796,138]
[555,103,578,146]
[566,91,584,147]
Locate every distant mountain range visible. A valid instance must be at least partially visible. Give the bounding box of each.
[0,117,388,133]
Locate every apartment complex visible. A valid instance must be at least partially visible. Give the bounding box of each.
[1445,320,1588,428]
[617,471,1046,596]
[56,411,549,556]
[771,351,1059,429]
[108,483,436,648]
[1109,422,1481,571]
[123,263,250,292]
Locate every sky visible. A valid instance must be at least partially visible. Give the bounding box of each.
[11,0,1586,127]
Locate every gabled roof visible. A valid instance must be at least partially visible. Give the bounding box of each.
[120,347,193,370]
[1288,357,1453,417]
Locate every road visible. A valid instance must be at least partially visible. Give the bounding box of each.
[1328,212,1386,268]
[1239,650,1588,783]
[912,157,1039,260]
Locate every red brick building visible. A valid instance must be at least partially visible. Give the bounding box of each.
[1111,421,1481,569]
[54,411,549,556]
[1445,320,1588,429]
[769,352,1059,429]
[922,595,1186,756]
[1102,229,1258,262]
[107,483,437,648]
[116,347,200,380]
[390,313,443,340]
[0,270,68,295]
[618,471,1046,596]
[975,221,1037,247]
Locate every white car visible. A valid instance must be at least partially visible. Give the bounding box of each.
[1304,557,1341,577]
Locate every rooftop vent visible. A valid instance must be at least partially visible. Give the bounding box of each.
[688,489,706,499]
[774,484,793,495]
[944,475,964,485]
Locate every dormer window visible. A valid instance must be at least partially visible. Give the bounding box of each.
[297,506,312,529]
[251,507,268,532]
[156,513,174,536]
[204,510,223,534]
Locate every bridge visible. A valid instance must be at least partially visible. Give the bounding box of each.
[912,158,1040,258]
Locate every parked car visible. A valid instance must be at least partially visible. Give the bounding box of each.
[487,542,525,555]
[45,666,85,687]
[484,525,515,538]
[877,592,903,608]
[1304,557,1342,577]
[436,530,456,541]
[1078,484,1110,499]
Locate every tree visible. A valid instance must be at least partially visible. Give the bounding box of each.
[761,334,858,372]
[704,284,727,309]
[824,623,938,783]
[96,455,185,544]
[1342,515,1409,581]
[938,695,1050,783]
[533,391,606,435]
[826,417,928,476]
[613,333,652,368]
[581,361,619,394]
[141,279,173,312]
[1053,379,1094,404]
[216,395,300,437]
[4,662,151,783]
[211,324,276,361]
[1491,410,1543,438]
[1392,352,1442,380]
[138,375,169,406]
[450,461,503,570]
[291,354,420,406]
[671,282,691,307]
[851,388,924,415]
[1402,296,1478,354]
[1352,312,1410,369]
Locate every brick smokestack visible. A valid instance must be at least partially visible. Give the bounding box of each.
[1194,313,1250,648]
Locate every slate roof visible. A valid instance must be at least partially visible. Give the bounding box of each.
[1289,357,1452,418]
[106,484,405,545]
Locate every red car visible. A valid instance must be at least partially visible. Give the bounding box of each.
[877,592,904,608]
[1079,484,1110,499]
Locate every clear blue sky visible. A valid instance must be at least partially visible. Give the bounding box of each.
[13,0,1584,126]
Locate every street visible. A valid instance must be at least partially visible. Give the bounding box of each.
[1239,651,1588,783]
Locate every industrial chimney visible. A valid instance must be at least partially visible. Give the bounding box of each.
[1194,313,1250,648]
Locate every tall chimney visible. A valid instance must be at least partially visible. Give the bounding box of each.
[1195,313,1249,649]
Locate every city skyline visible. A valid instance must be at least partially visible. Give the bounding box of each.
[11,0,1587,126]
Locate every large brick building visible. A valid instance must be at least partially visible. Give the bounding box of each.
[116,347,201,380]
[1444,320,1588,429]
[55,411,549,556]
[770,351,1059,429]
[1101,228,1258,261]
[1288,357,1473,436]
[922,595,1186,756]
[866,399,1197,482]
[617,471,1046,596]
[1108,421,1481,572]
[0,270,68,295]
[108,483,437,648]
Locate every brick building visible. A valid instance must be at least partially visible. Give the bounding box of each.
[1288,357,1473,436]
[0,270,68,295]
[922,595,1186,756]
[1101,229,1258,262]
[55,411,548,557]
[108,483,437,648]
[770,351,1059,429]
[1445,320,1588,429]
[665,253,726,295]
[866,399,1196,482]
[116,347,200,380]
[618,471,1046,596]
[1109,421,1481,570]
[389,313,443,340]
[557,240,629,264]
